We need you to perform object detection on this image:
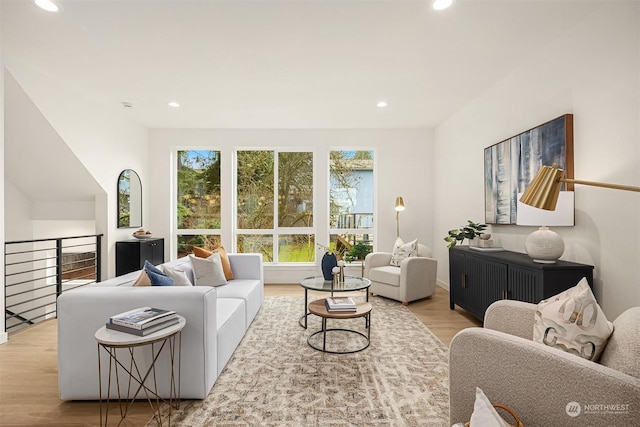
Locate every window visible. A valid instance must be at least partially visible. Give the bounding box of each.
[175,150,221,257]
[328,150,374,257]
[236,150,314,263]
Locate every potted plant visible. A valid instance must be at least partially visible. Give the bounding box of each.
[444,220,488,249]
[343,241,372,263]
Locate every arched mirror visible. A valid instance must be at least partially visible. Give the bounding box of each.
[117,169,142,228]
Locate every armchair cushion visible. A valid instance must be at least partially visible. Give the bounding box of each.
[368,265,401,287]
[390,237,418,266]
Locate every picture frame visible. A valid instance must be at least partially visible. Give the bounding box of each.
[484,114,574,225]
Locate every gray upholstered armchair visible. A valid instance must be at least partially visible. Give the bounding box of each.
[364,243,437,305]
[449,299,640,426]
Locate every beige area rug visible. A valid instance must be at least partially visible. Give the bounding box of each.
[149,296,450,427]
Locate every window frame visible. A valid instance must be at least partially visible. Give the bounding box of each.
[233,147,316,265]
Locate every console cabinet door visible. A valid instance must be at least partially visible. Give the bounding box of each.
[507,266,541,303]
[449,249,467,310]
[466,254,507,321]
[116,238,164,276]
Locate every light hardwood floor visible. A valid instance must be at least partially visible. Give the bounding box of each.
[0,284,480,426]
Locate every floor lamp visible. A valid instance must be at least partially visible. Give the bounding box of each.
[520,164,640,210]
[519,164,640,262]
[395,197,405,237]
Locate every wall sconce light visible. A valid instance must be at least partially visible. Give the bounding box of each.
[395,196,405,237]
[519,163,640,262]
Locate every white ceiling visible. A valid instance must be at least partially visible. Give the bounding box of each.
[1,0,603,130]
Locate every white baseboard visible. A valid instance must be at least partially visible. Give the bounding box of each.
[436,280,449,292]
[0,332,8,345]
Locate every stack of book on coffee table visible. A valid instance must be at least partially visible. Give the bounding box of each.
[325,296,357,312]
[106,306,178,336]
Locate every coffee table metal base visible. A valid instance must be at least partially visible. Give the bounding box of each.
[306,300,372,354]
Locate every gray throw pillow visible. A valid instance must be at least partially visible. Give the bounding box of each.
[189,254,228,287]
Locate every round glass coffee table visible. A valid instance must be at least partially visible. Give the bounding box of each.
[298,275,371,329]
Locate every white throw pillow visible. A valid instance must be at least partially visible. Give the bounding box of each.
[389,237,418,267]
[469,387,510,427]
[533,277,613,361]
[189,254,228,287]
[160,264,193,286]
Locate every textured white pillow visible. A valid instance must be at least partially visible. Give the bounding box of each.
[160,264,193,286]
[189,254,228,287]
[469,387,510,427]
[533,277,613,361]
[389,237,418,267]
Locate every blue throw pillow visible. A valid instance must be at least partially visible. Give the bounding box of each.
[144,260,164,276]
[144,260,174,286]
[146,268,174,286]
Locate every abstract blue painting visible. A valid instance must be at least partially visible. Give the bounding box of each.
[484,114,574,224]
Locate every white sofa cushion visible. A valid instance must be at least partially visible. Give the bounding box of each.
[216,298,246,375]
[216,279,264,329]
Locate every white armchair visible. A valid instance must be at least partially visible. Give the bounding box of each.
[449,300,640,426]
[364,243,437,305]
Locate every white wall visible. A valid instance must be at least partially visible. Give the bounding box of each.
[4,180,32,242]
[4,66,149,278]
[148,129,434,283]
[0,6,5,343]
[434,2,640,319]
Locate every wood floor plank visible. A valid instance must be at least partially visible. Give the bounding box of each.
[0,284,480,426]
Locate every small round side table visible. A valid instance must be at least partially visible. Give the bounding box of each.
[95,315,185,427]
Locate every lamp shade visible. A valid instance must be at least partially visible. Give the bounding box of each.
[519,164,564,210]
[395,197,405,212]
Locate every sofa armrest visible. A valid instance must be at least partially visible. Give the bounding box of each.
[364,252,392,274]
[449,328,640,426]
[484,299,536,340]
[57,286,218,400]
[228,253,263,282]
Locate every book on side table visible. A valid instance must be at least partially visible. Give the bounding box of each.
[325,296,357,312]
[107,307,178,336]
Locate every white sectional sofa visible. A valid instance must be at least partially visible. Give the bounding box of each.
[57,253,263,400]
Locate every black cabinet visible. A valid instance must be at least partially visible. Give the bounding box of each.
[116,238,164,276]
[449,246,594,321]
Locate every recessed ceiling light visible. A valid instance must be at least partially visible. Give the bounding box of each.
[168,101,181,108]
[121,101,133,108]
[433,0,453,11]
[377,101,388,108]
[35,0,59,12]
